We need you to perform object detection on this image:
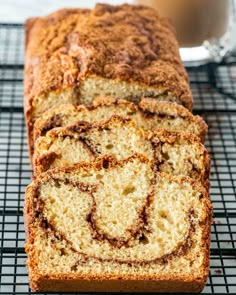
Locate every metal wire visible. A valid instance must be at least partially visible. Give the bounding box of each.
[0,23,236,294]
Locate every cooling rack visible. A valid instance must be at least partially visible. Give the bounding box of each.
[0,23,236,294]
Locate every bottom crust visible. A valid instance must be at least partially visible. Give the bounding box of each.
[30,276,205,293]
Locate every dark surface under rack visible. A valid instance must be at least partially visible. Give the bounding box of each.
[0,23,236,295]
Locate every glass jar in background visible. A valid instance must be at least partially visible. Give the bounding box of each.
[137,0,236,66]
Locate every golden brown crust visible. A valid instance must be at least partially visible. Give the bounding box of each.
[29,277,206,293]
[25,4,191,103]
[24,4,193,159]
[24,154,212,292]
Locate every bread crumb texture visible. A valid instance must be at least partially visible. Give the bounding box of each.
[25,155,212,292]
[34,98,207,144]
[33,116,210,185]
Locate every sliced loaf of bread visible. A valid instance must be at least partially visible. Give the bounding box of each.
[25,155,212,292]
[33,115,210,185]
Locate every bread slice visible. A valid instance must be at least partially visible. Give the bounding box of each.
[31,97,207,160]
[34,98,206,142]
[33,115,210,187]
[25,155,212,292]
[24,4,193,155]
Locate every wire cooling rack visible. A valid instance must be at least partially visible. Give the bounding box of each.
[0,23,236,294]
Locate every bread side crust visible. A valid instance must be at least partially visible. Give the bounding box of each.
[29,277,206,293]
[24,17,39,164]
[24,155,212,292]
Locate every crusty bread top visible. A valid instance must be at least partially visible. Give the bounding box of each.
[33,97,207,144]
[24,4,192,109]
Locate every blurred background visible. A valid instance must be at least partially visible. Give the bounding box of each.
[0,0,134,22]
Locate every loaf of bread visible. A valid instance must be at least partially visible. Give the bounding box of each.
[24,3,193,153]
[24,3,212,292]
[25,155,212,293]
[33,115,210,186]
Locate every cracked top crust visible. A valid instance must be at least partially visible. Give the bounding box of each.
[24,4,192,111]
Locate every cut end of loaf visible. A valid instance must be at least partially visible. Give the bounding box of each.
[31,76,192,121]
[33,98,206,143]
[25,155,212,292]
[33,115,209,185]
[31,97,207,162]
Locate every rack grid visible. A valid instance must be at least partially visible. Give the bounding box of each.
[0,23,236,294]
